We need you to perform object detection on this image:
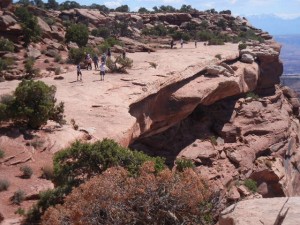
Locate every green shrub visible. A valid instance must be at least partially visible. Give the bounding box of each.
[24,57,38,77]
[68,46,96,64]
[142,24,168,36]
[54,53,62,62]
[244,179,257,193]
[238,30,264,43]
[91,27,111,39]
[215,54,222,60]
[53,139,165,186]
[0,149,4,158]
[0,179,10,191]
[20,165,33,178]
[171,31,190,41]
[208,38,224,45]
[246,92,259,100]
[216,19,227,30]
[238,43,247,50]
[196,30,213,41]
[0,38,15,52]
[31,137,45,149]
[44,59,50,63]
[106,56,133,73]
[26,139,165,224]
[210,136,217,145]
[2,80,65,129]
[149,62,157,69]
[15,6,41,46]
[41,165,54,180]
[15,207,26,216]
[98,38,122,54]
[65,23,89,47]
[43,17,55,26]
[11,189,26,205]
[175,158,195,172]
[54,67,61,75]
[0,58,13,72]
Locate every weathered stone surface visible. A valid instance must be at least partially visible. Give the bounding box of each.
[219,197,300,225]
[240,53,254,64]
[119,37,155,52]
[37,17,51,33]
[26,46,41,59]
[206,65,226,76]
[179,140,217,160]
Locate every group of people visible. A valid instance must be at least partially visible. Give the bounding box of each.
[77,48,112,81]
[170,39,198,49]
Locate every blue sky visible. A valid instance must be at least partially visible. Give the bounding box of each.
[53,0,300,19]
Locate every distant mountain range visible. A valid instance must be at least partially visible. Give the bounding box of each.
[246,15,300,35]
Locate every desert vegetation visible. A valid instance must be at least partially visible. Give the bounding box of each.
[0,80,64,129]
[41,162,215,225]
[14,6,41,46]
[25,139,165,223]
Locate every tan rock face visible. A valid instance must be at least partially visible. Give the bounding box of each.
[219,197,300,225]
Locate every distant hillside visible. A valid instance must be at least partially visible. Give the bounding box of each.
[247,15,300,35]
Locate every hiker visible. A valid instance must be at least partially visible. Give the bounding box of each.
[107,48,111,58]
[85,53,92,70]
[180,38,183,48]
[93,55,99,70]
[100,62,105,81]
[77,64,82,81]
[122,50,126,59]
[195,39,197,48]
[170,39,174,49]
[101,53,106,64]
[86,58,92,70]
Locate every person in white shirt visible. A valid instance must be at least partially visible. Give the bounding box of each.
[100,63,105,81]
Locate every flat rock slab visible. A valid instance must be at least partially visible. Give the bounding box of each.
[219,197,300,225]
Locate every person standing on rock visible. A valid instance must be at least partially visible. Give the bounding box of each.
[100,62,105,81]
[101,53,106,64]
[77,63,82,81]
[170,39,174,49]
[180,38,183,48]
[195,39,197,48]
[122,50,126,59]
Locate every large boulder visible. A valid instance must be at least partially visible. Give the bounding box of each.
[219,197,300,225]
[240,54,254,64]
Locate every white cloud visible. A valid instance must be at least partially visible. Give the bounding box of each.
[228,0,238,3]
[275,13,300,19]
[203,2,216,8]
[104,1,123,8]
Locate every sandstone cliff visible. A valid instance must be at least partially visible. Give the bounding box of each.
[0,6,299,224]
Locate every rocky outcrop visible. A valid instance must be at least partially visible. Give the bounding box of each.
[0,0,11,9]
[219,197,300,225]
[240,41,283,94]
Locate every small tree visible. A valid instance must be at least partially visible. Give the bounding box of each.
[0,179,10,192]
[0,38,15,52]
[11,189,26,205]
[138,7,149,14]
[42,163,214,225]
[65,23,89,47]
[115,4,129,12]
[106,56,133,73]
[15,6,41,46]
[2,80,64,129]
[20,165,33,179]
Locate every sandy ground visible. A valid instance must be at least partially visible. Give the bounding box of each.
[0,42,239,143]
